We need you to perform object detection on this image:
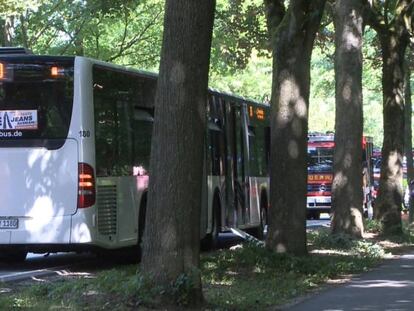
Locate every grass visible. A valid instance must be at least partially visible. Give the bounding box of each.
[0,221,413,310]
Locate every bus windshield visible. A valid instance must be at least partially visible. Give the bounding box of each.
[0,59,74,148]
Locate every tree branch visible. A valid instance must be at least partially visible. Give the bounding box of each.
[362,0,386,33]
[107,9,162,62]
[263,0,286,42]
[28,0,66,47]
[303,0,327,55]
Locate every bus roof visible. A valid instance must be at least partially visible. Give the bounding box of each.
[0,54,75,63]
[0,53,268,107]
[78,56,268,107]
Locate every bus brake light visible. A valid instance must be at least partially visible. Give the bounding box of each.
[78,163,96,208]
[51,66,64,77]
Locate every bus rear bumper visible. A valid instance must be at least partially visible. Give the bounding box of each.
[3,215,72,245]
[0,212,96,246]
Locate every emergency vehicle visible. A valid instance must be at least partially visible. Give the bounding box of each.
[307,133,374,219]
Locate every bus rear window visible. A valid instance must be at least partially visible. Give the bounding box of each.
[0,60,74,147]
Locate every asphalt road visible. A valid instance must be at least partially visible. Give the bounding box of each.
[0,252,99,282]
[285,251,414,311]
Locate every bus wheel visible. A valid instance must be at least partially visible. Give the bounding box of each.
[250,207,267,240]
[211,207,220,249]
[137,194,147,260]
[261,207,268,237]
[0,250,27,263]
[201,195,220,251]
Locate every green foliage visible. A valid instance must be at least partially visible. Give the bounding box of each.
[309,229,385,258]
[0,0,42,18]
[202,239,384,309]
[212,0,269,74]
[365,219,383,233]
[310,230,356,249]
[209,51,272,102]
[2,0,163,70]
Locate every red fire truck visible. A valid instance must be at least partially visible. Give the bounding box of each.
[307,133,374,219]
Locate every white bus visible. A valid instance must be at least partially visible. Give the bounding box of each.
[0,48,270,262]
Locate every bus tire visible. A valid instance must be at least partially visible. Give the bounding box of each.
[137,193,147,260]
[201,194,221,250]
[250,194,268,240]
[260,206,268,237]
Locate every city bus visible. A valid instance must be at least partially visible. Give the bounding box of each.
[0,48,270,261]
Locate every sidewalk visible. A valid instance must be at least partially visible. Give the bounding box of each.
[283,251,414,311]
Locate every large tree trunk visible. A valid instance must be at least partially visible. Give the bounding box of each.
[264,0,325,255]
[404,57,414,223]
[141,0,215,306]
[331,0,364,237]
[375,31,408,234]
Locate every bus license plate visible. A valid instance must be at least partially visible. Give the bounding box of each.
[0,218,18,229]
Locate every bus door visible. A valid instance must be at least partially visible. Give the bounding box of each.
[241,104,251,223]
[230,104,248,225]
[224,100,236,227]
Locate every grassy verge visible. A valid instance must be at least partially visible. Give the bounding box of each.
[1,221,413,310]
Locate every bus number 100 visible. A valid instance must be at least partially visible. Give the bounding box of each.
[79,130,91,138]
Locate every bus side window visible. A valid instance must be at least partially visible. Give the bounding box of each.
[208,121,223,176]
[94,67,134,176]
[116,96,134,176]
[94,66,156,177]
[250,125,268,177]
[248,126,259,176]
[132,108,154,175]
[94,69,117,177]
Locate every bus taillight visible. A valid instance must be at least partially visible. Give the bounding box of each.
[78,163,96,208]
[50,66,65,77]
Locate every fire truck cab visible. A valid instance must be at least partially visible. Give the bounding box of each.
[307,133,335,219]
[307,133,374,220]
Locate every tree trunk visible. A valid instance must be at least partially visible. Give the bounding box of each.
[374,31,408,234]
[19,14,29,49]
[264,0,325,255]
[141,0,215,307]
[331,0,364,237]
[404,57,414,223]
[74,36,84,56]
[3,16,13,46]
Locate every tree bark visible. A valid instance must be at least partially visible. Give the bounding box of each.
[363,0,412,235]
[141,0,215,306]
[374,29,408,234]
[264,0,325,255]
[19,14,29,49]
[331,0,365,237]
[404,57,414,223]
[3,16,13,46]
